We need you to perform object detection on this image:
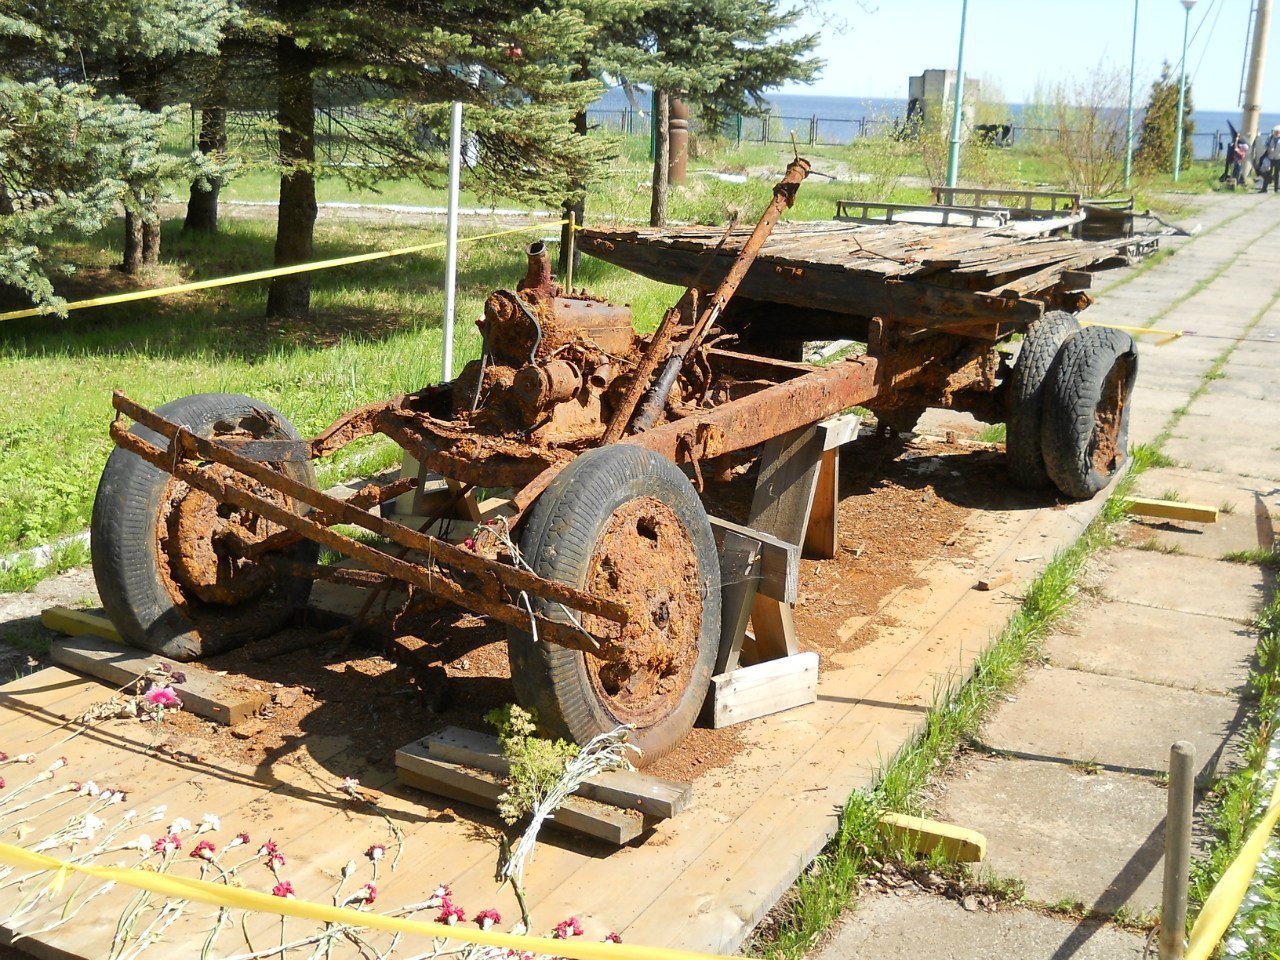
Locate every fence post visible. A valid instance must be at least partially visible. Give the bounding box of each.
[1159,741,1196,960]
[810,114,817,145]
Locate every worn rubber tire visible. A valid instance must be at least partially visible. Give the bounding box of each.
[506,446,721,766]
[1006,310,1080,488]
[1040,326,1138,500]
[91,393,318,661]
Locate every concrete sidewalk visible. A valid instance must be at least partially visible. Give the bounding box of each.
[813,190,1280,960]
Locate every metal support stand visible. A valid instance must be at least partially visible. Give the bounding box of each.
[703,414,860,728]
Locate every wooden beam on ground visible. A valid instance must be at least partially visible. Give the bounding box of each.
[878,812,986,863]
[48,634,270,726]
[421,727,690,819]
[395,740,643,845]
[706,651,819,729]
[41,606,122,643]
[1123,497,1219,524]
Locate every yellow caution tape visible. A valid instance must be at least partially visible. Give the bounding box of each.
[1184,774,1280,960]
[0,219,568,324]
[0,840,726,960]
[1079,320,1184,346]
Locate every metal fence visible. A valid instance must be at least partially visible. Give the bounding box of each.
[584,107,1226,160]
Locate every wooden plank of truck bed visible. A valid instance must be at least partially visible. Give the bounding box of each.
[580,221,1125,324]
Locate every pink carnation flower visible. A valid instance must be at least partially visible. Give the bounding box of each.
[436,898,465,925]
[605,932,622,943]
[365,843,385,862]
[144,686,182,708]
[475,908,502,930]
[355,883,376,905]
[153,834,181,854]
[191,840,217,860]
[272,881,295,898]
[553,917,584,939]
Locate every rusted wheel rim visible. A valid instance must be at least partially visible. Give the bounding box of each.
[1091,356,1133,475]
[583,497,703,729]
[159,465,293,606]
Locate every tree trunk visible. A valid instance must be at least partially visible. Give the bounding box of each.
[119,57,162,273]
[558,104,589,280]
[650,91,670,228]
[184,106,227,234]
[0,183,13,216]
[266,26,317,320]
[123,210,145,274]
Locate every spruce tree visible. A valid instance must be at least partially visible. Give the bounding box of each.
[0,1,231,308]
[1134,62,1195,176]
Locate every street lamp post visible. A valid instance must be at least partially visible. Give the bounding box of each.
[1124,0,1140,188]
[945,0,971,189]
[1172,0,1196,182]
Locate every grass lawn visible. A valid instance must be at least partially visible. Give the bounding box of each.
[0,214,683,561]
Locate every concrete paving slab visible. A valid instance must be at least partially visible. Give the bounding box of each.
[1180,395,1280,429]
[1097,548,1268,621]
[1123,509,1273,559]
[1162,434,1280,483]
[1044,597,1256,696]
[1205,374,1275,401]
[979,665,1245,777]
[1127,388,1186,442]
[812,887,1146,960]
[933,756,1170,912]
[1132,466,1280,517]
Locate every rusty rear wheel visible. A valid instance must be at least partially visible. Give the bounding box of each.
[1040,327,1138,500]
[507,446,721,766]
[91,393,318,661]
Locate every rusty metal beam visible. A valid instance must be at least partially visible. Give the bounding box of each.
[109,420,602,653]
[110,391,629,627]
[620,356,881,463]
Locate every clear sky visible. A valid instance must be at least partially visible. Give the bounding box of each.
[780,0,1273,114]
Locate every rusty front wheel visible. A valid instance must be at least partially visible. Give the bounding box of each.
[91,393,318,661]
[507,446,721,766]
[1040,327,1138,499]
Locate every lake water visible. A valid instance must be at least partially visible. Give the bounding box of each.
[591,87,1279,161]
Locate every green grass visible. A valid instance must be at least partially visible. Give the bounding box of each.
[1222,548,1280,570]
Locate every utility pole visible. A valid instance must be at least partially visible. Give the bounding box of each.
[945,0,971,189]
[1242,0,1274,144]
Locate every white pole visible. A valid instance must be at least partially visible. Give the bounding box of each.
[1242,0,1273,144]
[945,0,971,189]
[1125,0,1140,189]
[442,101,463,383]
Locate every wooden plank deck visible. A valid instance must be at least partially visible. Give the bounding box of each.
[0,466,1116,959]
[579,221,1128,323]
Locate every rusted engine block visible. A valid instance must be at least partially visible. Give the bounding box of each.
[453,242,639,445]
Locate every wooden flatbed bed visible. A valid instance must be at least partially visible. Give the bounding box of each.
[579,219,1130,338]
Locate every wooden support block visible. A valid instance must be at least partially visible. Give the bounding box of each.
[707,651,819,728]
[422,727,691,819]
[48,635,269,726]
[708,515,798,605]
[748,594,799,662]
[975,570,1012,591]
[818,412,862,450]
[41,607,122,643]
[395,740,643,845]
[803,448,839,560]
[878,812,986,863]
[749,426,826,547]
[715,529,764,675]
[1123,497,1219,524]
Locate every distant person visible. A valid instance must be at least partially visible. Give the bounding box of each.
[1231,134,1250,188]
[1257,125,1280,193]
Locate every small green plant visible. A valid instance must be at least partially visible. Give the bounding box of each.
[1160,489,1185,503]
[1219,501,1236,515]
[1070,758,1103,776]
[975,423,1007,444]
[486,704,580,828]
[1136,539,1185,556]
[1222,548,1280,570]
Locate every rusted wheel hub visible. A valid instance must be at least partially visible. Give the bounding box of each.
[582,497,703,728]
[1091,356,1133,475]
[160,466,293,606]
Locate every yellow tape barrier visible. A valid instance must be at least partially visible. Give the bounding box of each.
[1079,319,1184,346]
[0,220,568,324]
[1184,773,1280,960]
[0,840,725,960]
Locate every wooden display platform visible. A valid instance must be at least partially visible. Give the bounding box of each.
[0,478,1117,957]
